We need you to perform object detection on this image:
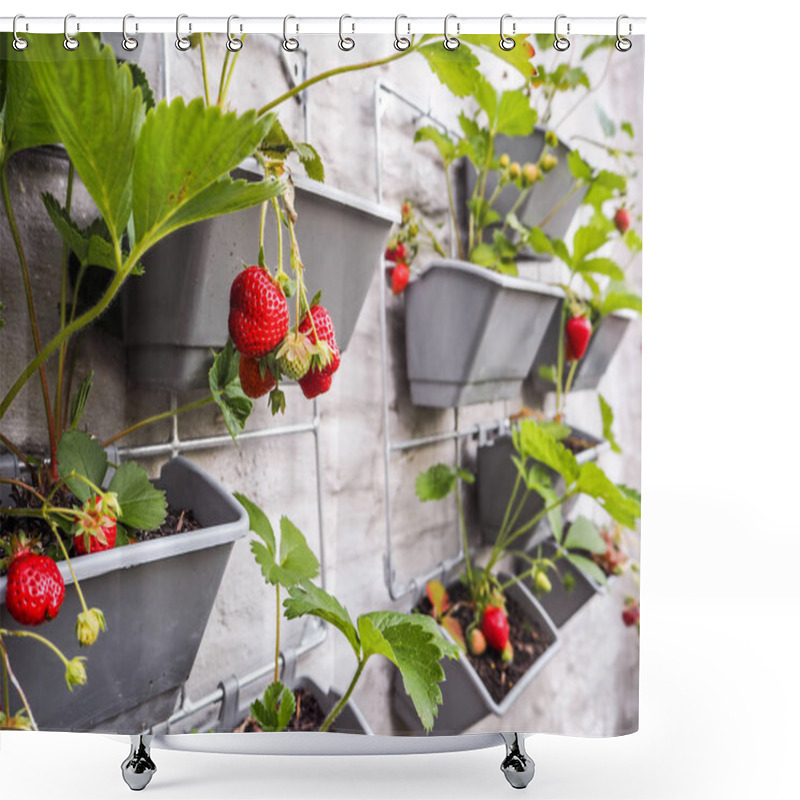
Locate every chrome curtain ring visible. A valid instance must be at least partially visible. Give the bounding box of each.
[283,15,299,52]
[121,14,139,51]
[175,14,191,51]
[499,14,515,51]
[338,14,355,51]
[227,15,243,52]
[554,14,570,52]
[394,14,411,51]
[616,15,632,51]
[443,14,459,51]
[12,14,29,51]
[63,13,79,51]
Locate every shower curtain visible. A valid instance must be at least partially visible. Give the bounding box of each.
[0,25,643,740]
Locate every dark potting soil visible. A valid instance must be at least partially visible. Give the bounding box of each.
[0,477,201,577]
[562,434,594,455]
[418,581,555,706]
[235,687,329,733]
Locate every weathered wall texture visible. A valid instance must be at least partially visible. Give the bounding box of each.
[0,33,643,737]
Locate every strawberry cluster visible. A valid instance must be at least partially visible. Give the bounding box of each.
[228,265,340,404]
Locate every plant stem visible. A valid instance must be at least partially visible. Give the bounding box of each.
[199,35,212,107]
[3,629,72,668]
[219,35,247,107]
[55,161,75,440]
[274,584,281,685]
[257,45,419,116]
[216,49,231,107]
[0,433,31,468]
[455,476,472,587]
[271,197,284,273]
[319,658,366,733]
[0,636,37,730]
[0,635,9,717]
[496,471,522,547]
[1,165,59,477]
[444,165,465,260]
[48,520,89,616]
[0,478,48,505]
[537,180,581,231]
[102,395,214,447]
[500,495,572,555]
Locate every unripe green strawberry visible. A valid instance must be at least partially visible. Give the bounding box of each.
[276,331,314,381]
[541,153,559,172]
[501,641,514,663]
[522,163,541,186]
[499,153,510,168]
[534,571,552,594]
[468,627,487,656]
[509,161,521,180]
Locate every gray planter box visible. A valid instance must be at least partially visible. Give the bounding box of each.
[457,128,587,261]
[0,457,248,732]
[478,426,609,548]
[232,675,371,735]
[529,304,638,393]
[404,260,561,407]
[516,539,599,628]
[391,575,560,734]
[123,158,397,390]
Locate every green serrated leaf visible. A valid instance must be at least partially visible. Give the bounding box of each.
[359,611,459,732]
[295,141,325,182]
[284,580,360,656]
[414,125,456,164]
[57,430,108,502]
[513,420,580,484]
[621,121,635,139]
[601,289,642,317]
[537,364,557,385]
[127,62,155,111]
[495,90,538,136]
[572,225,609,263]
[68,372,94,431]
[250,681,296,732]
[567,150,593,182]
[27,34,146,241]
[270,517,320,588]
[566,552,608,585]
[133,98,277,247]
[108,461,167,531]
[575,257,625,281]
[416,464,457,502]
[462,35,537,80]
[599,393,622,454]
[624,228,643,254]
[563,516,606,554]
[527,227,555,256]
[418,42,481,97]
[209,340,254,440]
[575,462,641,529]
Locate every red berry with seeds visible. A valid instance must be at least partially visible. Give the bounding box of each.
[391,262,410,295]
[385,241,407,263]
[239,356,277,399]
[228,266,290,358]
[298,369,333,399]
[614,207,631,234]
[5,551,65,626]
[565,316,592,361]
[297,305,341,399]
[622,598,640,628]
[481,605,510,652]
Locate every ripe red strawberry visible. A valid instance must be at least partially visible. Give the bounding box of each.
[385,241,407,263]
[481,605,510,652]
[228,266,290,358]
[622,599,640,628]
[298,305,341,399]
[614,207,631,234]
[565,316,592,361]
[391,262,410,295]
[73,495,117,555]
[239,356,276,399]
[5,551,65,626]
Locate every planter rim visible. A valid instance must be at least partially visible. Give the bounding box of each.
[0,456,248,602]
[433,572,561,717]
[237,156,400,225]
[413,258,564,297]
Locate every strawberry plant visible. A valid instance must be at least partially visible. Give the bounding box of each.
[416,418,640,679]
[235,495,459,733]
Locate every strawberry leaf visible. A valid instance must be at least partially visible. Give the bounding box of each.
[209,341,254,440]
[426,580,450,619]
[68,372,94,432]
[575,462,641,529]
[513,420,580,485]
[57,430,108,502]
[250,681,296,733]
[495,90,538,136]
[418,42,481,97]
[414,126,456,164]
[295,142,325,182]
[441,615,466,651]
[600,288,642,317]
[563,516,607,554]
[359,611,460,733]
[566,552,607,586]
[599,394,622,454]
[108,462,167,532]
[416,464,458,501]
[284,580,360,657]
[574,257,625,281]
[461,35,537,80]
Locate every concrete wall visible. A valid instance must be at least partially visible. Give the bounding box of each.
[0,33,643,737]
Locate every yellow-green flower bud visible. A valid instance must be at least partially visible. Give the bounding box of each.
[499,153,510,169]
[541,154,559,173]
[522,163,541,186]
[509,161,522,180]
[65,657,88,690]
[545,130,558,148]
[76,607,107,647]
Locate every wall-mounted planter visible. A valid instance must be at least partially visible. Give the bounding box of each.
[234,676,372,735]
[123,158,397,391]
[0,457,248,732]
[404,260,561,407]
[477,426,609,548]
[516,538,599,628]
[528,303,638,394]
[391,576,560,734]
[457,128,587,262]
